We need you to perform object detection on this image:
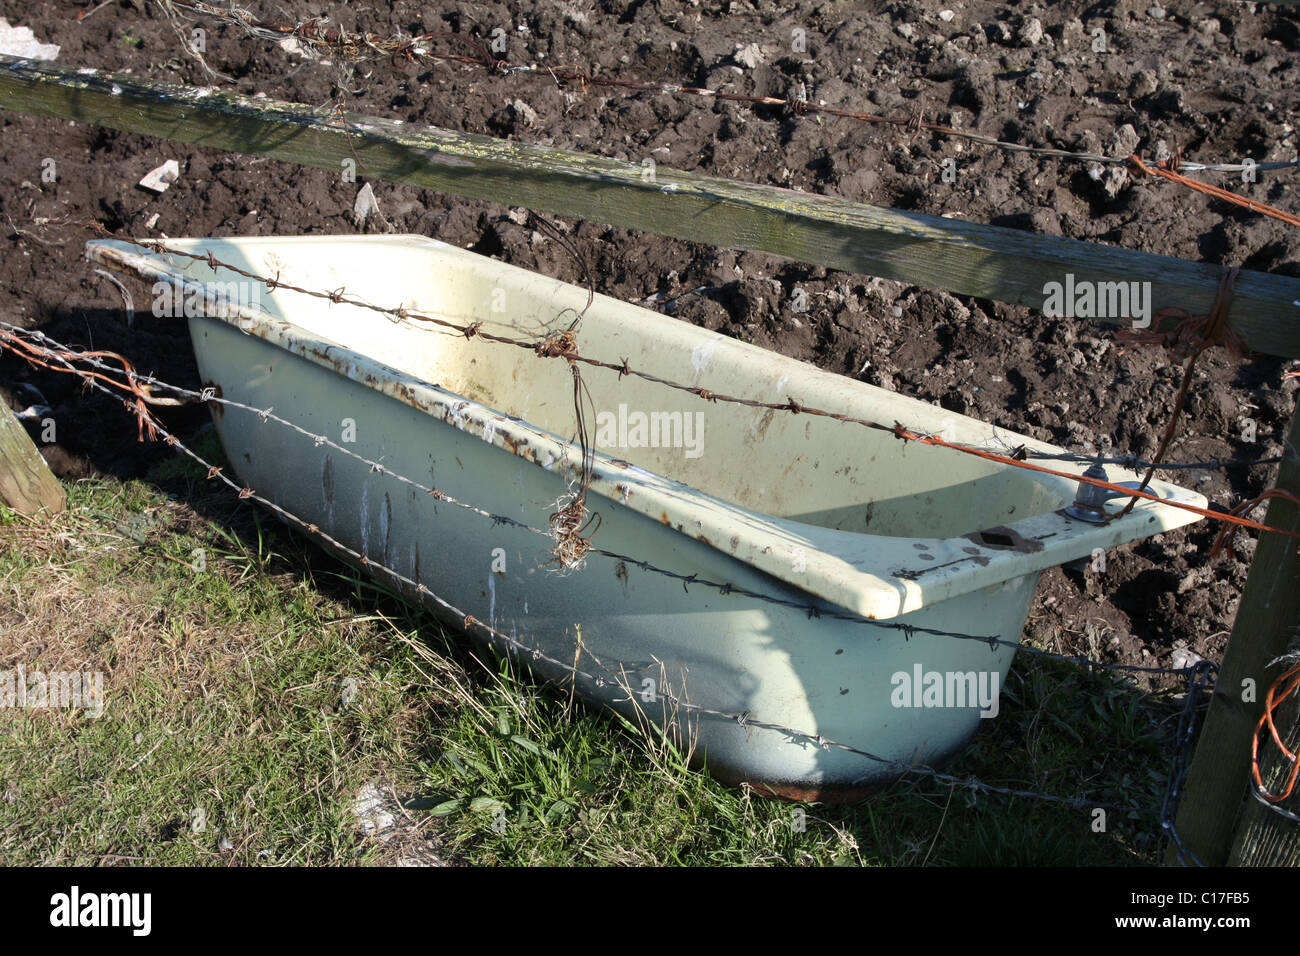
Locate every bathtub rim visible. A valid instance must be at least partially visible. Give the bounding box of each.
[85,235,1209,622]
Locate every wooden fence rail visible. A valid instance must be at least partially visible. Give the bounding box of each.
[2,54,1300,358]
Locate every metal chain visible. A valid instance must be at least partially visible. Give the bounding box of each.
[1160,659,1219,866]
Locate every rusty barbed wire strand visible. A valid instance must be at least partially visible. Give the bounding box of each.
[0,328,182,440]
[1110,267,1243,523]
[152,0,1300,229]
[1014,450,1285,472]
[18,330,1199,821]
[1130,154,1300,229]
[0,320,1222,680]
[76,229,1300,543]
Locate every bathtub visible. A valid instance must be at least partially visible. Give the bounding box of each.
[86,235,1206,799]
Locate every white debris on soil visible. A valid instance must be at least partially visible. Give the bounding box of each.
[0,19,59,60]
[350,782,450,865]
[352,182,381,227]
[1170,646,1204,670]
[352,782,396,835]
[138,160,180,193]
[278,36,311,58]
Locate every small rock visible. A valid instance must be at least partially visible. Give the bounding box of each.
[732,42,764,69]
[352,782,396,836]
[138,160,180,193]
[511,98,539,127]
[1129,69,1158,98]
[939,9,955,22]
[988,21,1014,46]
[1155,85,1185,115]
[1017,17,1044,47]
[897,22,917,41]
[1148,4,1166,19]
[1108,123,1141,158]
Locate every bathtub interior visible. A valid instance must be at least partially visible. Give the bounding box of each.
[117,236,1107,539]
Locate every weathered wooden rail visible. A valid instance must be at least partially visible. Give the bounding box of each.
[2,52,1299,864]
[2,54,1300,356]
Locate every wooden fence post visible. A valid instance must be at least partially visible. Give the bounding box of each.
[1167,402,1300,865]
[1229,671,1300,866]
[0,401,65,515]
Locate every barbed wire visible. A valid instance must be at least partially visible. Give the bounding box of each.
[12,327,1211,824]
[152,0,1300,229]
[0,327,1229,852]
[1,0,1278,845]
[1014,450,1286,472]
[0,319,1238,681]
[77,230,1300,542]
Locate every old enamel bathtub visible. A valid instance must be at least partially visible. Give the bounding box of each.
[86,235,1206,800]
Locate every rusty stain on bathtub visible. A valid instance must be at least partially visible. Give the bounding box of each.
[963,525,1044,553]
[359,481,370,556]
[321,463,336,532]
[381,491,393,565]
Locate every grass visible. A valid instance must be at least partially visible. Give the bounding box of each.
[0,449,1193,865]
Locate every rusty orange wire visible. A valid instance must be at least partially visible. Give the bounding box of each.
[887,423,1299,538]
[1129,154,1300,230]
[0,327,181,441]
[1252,663,1300,804]
[1210,488,1300,559]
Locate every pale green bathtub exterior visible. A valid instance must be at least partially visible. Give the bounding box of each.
[86,235,1206,797]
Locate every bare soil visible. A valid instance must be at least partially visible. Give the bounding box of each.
[2,0,1299,678]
